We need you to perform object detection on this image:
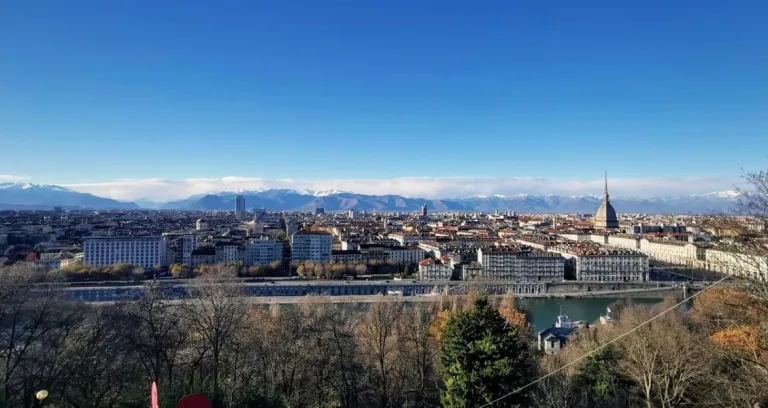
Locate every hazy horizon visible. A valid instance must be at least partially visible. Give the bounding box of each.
[0,174,745,202]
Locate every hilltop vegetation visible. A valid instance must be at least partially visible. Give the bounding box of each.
[1,263,767,407]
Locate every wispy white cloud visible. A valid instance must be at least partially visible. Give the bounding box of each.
[0,175,30,181]
[60,176,745,202]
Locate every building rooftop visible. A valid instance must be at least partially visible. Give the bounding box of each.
[551,241,646,257]
[293,231,332,236]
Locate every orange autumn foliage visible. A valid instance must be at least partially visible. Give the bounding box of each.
[430,309,453,342]
[499,306,528,329]
[498,292,529,329]
[693,287,768,329]
[711,325,760,354]
[696,287,768,363]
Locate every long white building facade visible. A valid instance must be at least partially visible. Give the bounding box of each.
[548,242,648,282]
[83,236,166,269]
[559,232,767,280]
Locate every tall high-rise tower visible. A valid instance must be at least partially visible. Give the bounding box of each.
[421,202,428,217]
[593,171,619,230]
[235,194,246,220]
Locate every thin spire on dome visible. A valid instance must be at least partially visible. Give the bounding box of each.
[604,170,610,202]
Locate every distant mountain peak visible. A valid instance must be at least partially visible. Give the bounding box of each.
[0,182,137,210]
[312,189,350,197]
[697,190,740,198]
[0,182,71,192]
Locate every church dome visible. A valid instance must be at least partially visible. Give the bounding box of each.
[594,201,619,229]
[593,172,619,230]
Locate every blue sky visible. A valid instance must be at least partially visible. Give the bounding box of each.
[1,0,767,199]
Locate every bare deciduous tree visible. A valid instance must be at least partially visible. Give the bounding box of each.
[182,270,249,402]
[115,281,189,401]
[617,300,711,408]
[357,299,405,408]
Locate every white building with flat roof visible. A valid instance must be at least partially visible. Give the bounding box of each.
[385,246,425,265]
[291,231,332,262]
[246,238,283,266]
[83,236,166,269]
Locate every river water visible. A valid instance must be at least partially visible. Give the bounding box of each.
[523,297,663,331]
[274,296,665,333]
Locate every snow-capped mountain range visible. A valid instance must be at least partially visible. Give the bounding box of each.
[0,182,741,213]
[0,182,138,210]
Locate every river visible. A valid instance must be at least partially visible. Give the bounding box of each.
[268,296,665,333]
[522,297,664,331]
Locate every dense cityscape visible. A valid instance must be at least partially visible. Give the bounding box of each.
[1,174,759,287]
[4,0,768,406]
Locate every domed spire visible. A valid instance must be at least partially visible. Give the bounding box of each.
[594,170,618,230]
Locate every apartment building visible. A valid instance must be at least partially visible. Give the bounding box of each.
[83,236,166,269]
[245,238,283,266]
[291,231,332,262]
[215,242,242,265]
[191,246,216,268]
[476,247,564,281]
[386,246,425,265]
[181,234,197,266]
[331,245,425,265]
[549,242,649,282]
[418,258,452,280]
[561,233,701,268]
[331,250,367,263]
[703,248,768,280]
[638,239,699,265]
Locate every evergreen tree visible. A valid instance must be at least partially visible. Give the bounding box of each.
[440,296,537,408]
[574,344,629,407]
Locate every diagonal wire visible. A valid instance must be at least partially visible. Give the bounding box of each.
[479,275,731,408]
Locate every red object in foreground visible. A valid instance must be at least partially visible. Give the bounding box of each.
[176,393,212,408]
[150,382,158,408]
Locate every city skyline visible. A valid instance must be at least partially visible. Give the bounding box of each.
[1,1,766,405]
[2,1,768,184]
